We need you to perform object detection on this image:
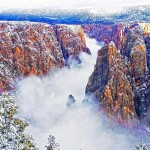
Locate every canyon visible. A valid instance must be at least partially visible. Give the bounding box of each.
[0,20,149,149]
[0,21,149,127]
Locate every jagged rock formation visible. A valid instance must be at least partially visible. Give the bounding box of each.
[0,22,90,92]
[86,45,109,101]
[85,23,150,125]
[140,23,150,74]
[121,25,147,82]
[55,25,90,64]
[86,42,137,125]
[66,95,76,107]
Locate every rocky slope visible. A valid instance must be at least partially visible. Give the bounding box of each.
[0,22,90,92]
[85,23,150,126]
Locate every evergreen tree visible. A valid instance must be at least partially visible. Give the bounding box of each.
[0,92,37,150]
[45,135,60,150]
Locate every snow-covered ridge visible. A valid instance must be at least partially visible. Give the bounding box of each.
[0,5,150,24]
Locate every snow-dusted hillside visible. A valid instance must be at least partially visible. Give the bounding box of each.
[0,5,150,24]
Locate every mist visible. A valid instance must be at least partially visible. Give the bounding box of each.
[15,37,137,150]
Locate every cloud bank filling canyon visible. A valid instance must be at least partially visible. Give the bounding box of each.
[15,37,137,150]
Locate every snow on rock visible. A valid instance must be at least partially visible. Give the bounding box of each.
[0,22,90,92]
[85,23,150,126]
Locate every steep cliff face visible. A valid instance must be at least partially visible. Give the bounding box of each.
[86,42,137,125]
[85,23,150,125]
[0,22,89,92]
[83,23,128,49]
[140,23,150,74]
[122,24,149,124]
[55,25,90,64]
[1,22,63,92]
[86,45,109,100]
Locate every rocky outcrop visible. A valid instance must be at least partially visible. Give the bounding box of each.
[55,25,90,64]
[121,25,147,86]
[85,23,150,125]
[66,95,76,107]
[86,42,137,125]
[82,23,128,49]
[121,24,150,125]
[134,76,150,125]
[86,45,109,100]
[140,23,150,74]
[0,22,90,92]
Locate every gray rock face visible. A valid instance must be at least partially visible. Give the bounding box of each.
[86,46,109,101]
[145,34,150,74]
[134,74,150,125]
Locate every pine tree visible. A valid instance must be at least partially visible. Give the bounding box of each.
[45,135,60,150]
[0,92,37,150]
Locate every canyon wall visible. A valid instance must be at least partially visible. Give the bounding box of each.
[85,23,150,125]
[0,22,90,92]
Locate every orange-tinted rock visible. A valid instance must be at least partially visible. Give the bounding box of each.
[101,69,137,125]
[0,22,90,91]
[121,26,147,84]
[85,23,150,126]
[107,42,117,76]
[77,28,86,46]
[55,25,90,64]
[86,41,137,125]
[130,43,146,82]
[86,45,109,100]
[83,23,128,49]
[139,23,150,37]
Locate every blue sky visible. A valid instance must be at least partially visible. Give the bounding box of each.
[0,0,149,10]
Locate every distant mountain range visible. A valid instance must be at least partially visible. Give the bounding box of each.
[0,5,150,24]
